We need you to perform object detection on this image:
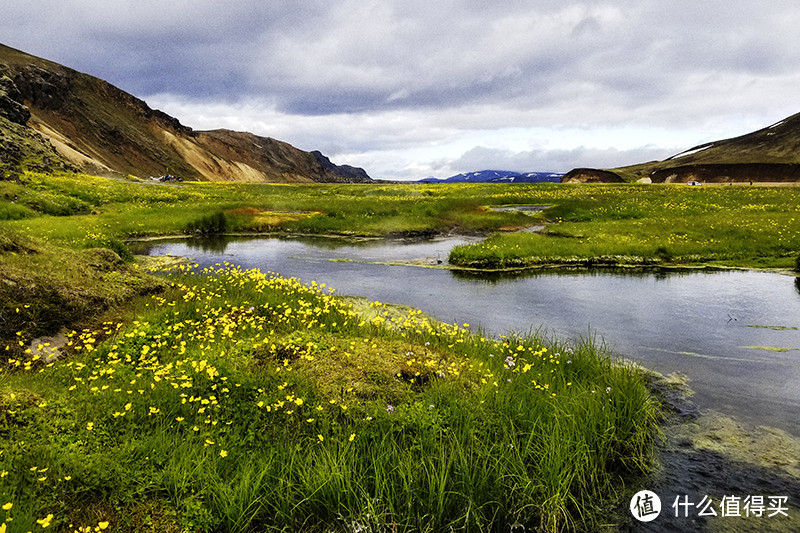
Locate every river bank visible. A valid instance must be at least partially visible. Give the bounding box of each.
[623,372,800,532]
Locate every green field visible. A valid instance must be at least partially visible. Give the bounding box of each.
[3,173,798,271]
[1,262,657,532]
[448,183,800,270]
[1,172,798,531]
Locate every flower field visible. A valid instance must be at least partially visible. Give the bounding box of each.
[1,262,658,532]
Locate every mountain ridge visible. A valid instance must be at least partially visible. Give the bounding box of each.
[0,43,371,183]
[419,170,563,184]
[565,111,800,183]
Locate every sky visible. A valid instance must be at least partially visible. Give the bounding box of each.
[3,1,800,181]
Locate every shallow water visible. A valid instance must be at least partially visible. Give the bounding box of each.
[136,235,800,436]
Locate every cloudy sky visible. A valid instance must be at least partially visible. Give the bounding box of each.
[3,1,800,180]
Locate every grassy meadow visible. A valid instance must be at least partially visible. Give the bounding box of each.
[1,262,658,532]
[3,172,798,271]
[448,183,800,270]
[1,171,799,531]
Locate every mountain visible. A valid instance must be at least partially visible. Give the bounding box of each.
[0,43,371,183]
[564,111,800,183]
[419,170,563,184]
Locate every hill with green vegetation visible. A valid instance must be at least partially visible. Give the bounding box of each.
[564,111,800,183]
[0,43,371,183]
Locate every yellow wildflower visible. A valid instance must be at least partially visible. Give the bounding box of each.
[37,513,54,528]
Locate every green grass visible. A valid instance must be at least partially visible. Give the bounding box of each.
[4,170,798,530]
[0,263,659,532]
[448,184,800,269]
[0,231,164,346]
[4,172,799,271]
[2,173,538,249]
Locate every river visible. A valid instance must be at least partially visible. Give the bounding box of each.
[135,235,800,437]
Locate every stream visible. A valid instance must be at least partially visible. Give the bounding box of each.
[135,235,800,437]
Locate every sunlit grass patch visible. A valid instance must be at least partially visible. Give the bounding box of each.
[449,184,800,269]
[741,346,798,352]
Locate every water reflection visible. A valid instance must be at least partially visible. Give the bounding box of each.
[448,265,707,284]
[183,235,233,254]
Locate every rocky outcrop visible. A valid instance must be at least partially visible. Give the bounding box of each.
[0,43,371,183]
[11,64,72,111]
[650,163,800,183]
[0,73,30,125]
[311,151,372,183]
[561,168,625,183]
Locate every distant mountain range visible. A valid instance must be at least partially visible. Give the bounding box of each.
[418,170,563,184]
[0,43,371,183]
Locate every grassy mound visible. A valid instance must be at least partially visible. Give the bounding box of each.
[0,232,164,346]
[1,263,659,532]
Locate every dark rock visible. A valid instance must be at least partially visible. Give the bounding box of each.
[0,74,31,125]
[311,150,373,183]
[562,168,626,183]
[13,64,71,110]
[650,163,800,183]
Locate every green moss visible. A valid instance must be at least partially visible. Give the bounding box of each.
[0,234,164,346]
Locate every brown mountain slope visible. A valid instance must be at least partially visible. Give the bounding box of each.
[0,43,371,183]
[564,111,800,183]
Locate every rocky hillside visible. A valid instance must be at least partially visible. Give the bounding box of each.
[563,111,800,183]
[561,168,625,183]
[0,43,371,183]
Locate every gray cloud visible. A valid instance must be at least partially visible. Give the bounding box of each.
[8,0,798,117]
